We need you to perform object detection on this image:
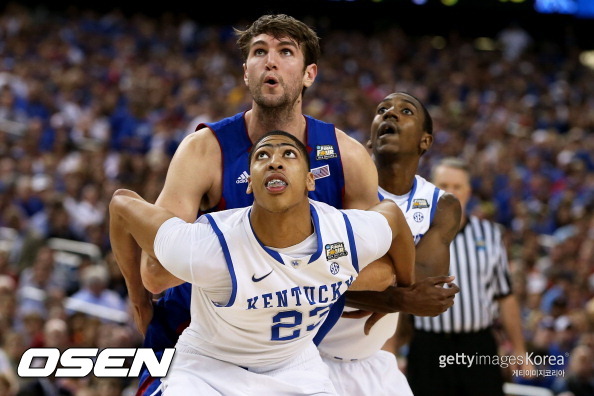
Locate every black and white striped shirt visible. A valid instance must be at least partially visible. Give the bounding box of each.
[414,215,512,333]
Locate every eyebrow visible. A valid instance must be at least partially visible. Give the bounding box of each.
[251,39,298,49]
[381,97,419,110]
[255,142,299,150]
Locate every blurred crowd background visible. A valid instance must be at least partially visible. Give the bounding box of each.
[0,1,593,395]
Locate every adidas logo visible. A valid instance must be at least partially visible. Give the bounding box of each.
[236,171,249,184]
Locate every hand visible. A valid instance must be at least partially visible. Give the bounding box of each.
[129,290,154,336]
[401,276,459,316]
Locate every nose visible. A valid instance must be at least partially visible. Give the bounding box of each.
[383,106,398,120]
[267,152,284,170]
[265,52,278,70]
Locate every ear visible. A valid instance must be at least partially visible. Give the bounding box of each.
[306,172,315,192]
[243,63,249,86]
[366,139,372,149]
[246,175,253,194]
[420,133,433,153]
[303,64,317,88]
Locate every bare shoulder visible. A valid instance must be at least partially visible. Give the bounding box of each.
[335,128,370,161]
[175,126,221,159]
[436,192,461,214]
[156,126,222,219]
[334,128,379,209]
[433,192,462,239]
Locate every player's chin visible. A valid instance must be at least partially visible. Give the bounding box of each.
[375,145,400,156]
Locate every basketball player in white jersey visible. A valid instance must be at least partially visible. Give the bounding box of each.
[109,130,415,395]
[318,92,462,395]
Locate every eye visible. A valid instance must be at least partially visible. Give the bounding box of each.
[280,48,293,57]
[284,149,297,158]
[402,107,414,115]
[377,106,388,115]
[256,151,269,159]
[254,48,266,56]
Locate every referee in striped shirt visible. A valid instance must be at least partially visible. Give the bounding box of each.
[405,157,530,396]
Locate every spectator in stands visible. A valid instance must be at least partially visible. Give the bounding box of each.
[552,344,594,396]
[67,265,127,323]
[16,245,64,318]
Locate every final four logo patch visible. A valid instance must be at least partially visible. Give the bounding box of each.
[325,242,348,260]
[412,199,430,209]
[316,145,338,160]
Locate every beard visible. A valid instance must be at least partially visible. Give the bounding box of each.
[250,76,302,118]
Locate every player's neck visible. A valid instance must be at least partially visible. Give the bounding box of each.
[246,107,306,143]
[377,159,419,196]
[250,200,313,248]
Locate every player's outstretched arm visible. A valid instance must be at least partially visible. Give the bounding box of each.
[109,189,184,296]
[348,199,414,292]
[344,194,461,316]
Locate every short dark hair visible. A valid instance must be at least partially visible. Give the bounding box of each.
[248,130,310,170]
[235,14,321,67]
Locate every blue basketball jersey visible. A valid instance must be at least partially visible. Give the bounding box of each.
[203,112,345,212]
[137,112,346,395]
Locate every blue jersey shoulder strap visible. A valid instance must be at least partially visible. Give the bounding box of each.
[305,115,345,209]
[199,112,254,212]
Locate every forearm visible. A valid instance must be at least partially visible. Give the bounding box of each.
[109,205,146,303]
[372,201,415,287]
[345,276,458,316]
[389,219,415,287]
[141,250,184,294]
[349,255,395,291]
[344,286,403,313]
[500,295,527,354]
[414,239,451,279]
[110,190,180,295]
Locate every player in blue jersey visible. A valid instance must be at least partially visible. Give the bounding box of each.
[324,92,462,395]
[114,15,456,395]
[109,131,415,395]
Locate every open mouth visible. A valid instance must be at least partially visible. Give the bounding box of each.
[378,124,397,137]
[264,175,288,193]
[263,75,279,86]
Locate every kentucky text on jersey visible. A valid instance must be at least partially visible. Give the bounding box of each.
[246,277,354,309]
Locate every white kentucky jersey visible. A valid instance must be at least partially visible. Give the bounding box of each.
[153,199,392,368]
[318,175,444,361]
